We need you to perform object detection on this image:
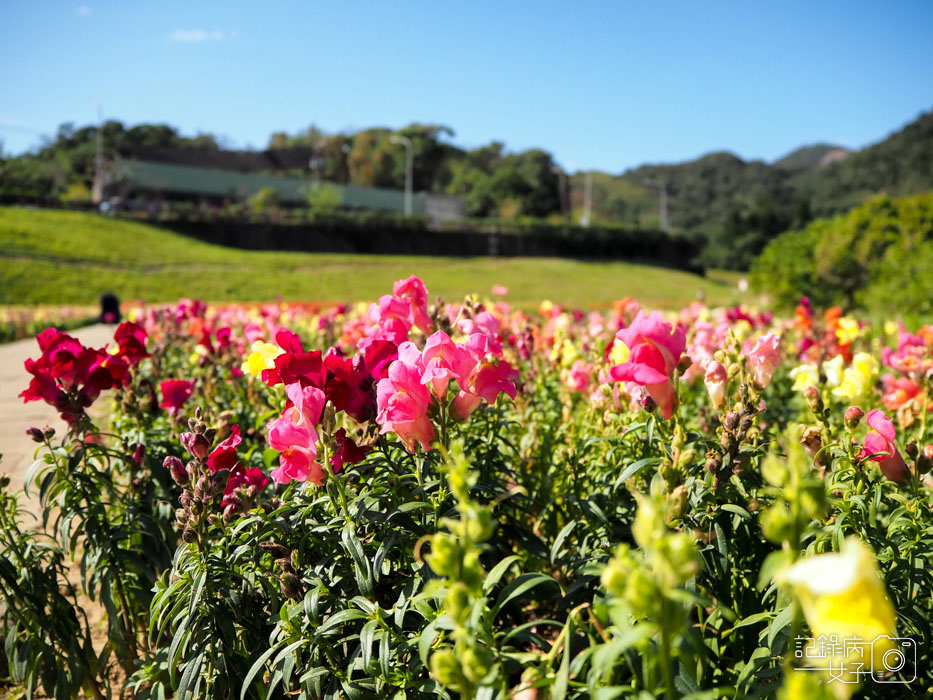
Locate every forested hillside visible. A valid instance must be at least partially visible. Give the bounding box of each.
[1,109,930,269]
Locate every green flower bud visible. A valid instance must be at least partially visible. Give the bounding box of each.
[601,547,633,597]
[460,646,493,684]
[430,649,463,687]
[426,534,459,578]
[463,505,495,542]
[761,503,794,544]
[624,567,657,614]
[658,532,698,586]
[444,583,472,625]
[666,485,689,522]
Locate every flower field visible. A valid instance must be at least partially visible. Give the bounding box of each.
[3,277,933,699]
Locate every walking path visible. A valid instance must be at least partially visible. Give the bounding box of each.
[0,324,116,517]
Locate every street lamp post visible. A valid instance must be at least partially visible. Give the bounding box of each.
[390,135,413,216]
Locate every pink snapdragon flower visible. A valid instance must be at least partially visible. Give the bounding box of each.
[420,330,477,398]
[451,360,519,420]
[565,360,593,394]
[609,311,686,419]
[704,361,728,410]
[747,332,781,389]
[266,383,326,485]
[393,275,433,333]
[376,359,436,452]
[458,311,503,354]
[862,409,909,483]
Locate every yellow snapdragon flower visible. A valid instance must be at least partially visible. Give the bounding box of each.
[790,363,819,392]
[608,337,631,366]
[780,538,897,690]
[821,355,845,388]
[835,317,861,345]
[831,352,878,404]
[242,340,284,377]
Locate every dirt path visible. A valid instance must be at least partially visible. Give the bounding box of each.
[0,324,117,518]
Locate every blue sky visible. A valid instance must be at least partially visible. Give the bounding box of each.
[1,1,932,173]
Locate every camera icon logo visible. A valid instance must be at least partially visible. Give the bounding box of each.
[871,636,915,683]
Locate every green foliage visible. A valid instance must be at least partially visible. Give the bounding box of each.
[249,186,280,213]
[305,183,343,213]
[750,192,933,311]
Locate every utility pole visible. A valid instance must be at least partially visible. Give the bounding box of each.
[581,171,593,227]
[390,135,413,216]
[93,100,104,204]
[643,178,669,231]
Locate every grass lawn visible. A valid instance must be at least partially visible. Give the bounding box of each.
[1,207,752,309]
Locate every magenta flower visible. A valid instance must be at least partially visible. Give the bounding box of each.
[747,332,781,389]
[376,360,436,452]
[862,409,909,483]
[393,275,432,333]
[113,321,150,365]
[609,311,686,419]
[421,330,476,398]
[159,379,194,414]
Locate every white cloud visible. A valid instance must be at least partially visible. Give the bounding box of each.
[77,5,91,15]
[166,29,238,43]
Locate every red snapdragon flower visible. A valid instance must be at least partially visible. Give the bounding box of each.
[159,379,194,414]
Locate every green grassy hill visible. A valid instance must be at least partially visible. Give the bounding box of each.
[0,208,746,309]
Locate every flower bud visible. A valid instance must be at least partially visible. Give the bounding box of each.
[426,534,459,578]
[723,412,739,431]
[666,485,688,522]
[43,426,56,440]
[131,442,146,466]
[181,432,211,461]
[209,468,230,496]
[443,583,472,624]
[275,557,295,574]
[918,445,933,475]
[430,649,463,686]
[280,572,302,599]
[799,427,823,460]
[259,542,291,559]
[906,442,919,460]
[461,646,493,684]
[163,455,189,485]
[844,405,865,429]
[705,449,723,474]
[804,385,824,414]
[26,426,45,443]
[181,526,198,544]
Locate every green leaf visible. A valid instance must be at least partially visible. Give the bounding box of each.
[317,609,368,636]
[550,521,577,563]
[614,458,658,488]
[483,555,521,594]
[492,573,560,618]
